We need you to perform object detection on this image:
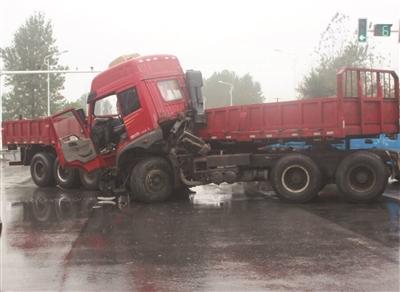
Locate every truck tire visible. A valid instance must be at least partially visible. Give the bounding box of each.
[336,151,388,203]
[130,157,173,203]
[80,169,101,190]
[30,152,55,187]
[53,158,80,189]
[271,154,322,203]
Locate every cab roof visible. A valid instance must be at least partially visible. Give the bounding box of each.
[88,54,184,102]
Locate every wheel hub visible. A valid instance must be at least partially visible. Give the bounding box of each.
[145,170,167,192]
[282,165,310,193]
[355,171,368,184]
[349,166,375,191]
[35,162,45,178]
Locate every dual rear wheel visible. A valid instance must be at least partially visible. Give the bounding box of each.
[270,152,388,203]
[30,152,101,190]
[335,151,388,203]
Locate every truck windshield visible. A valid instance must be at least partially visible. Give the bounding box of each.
[94,95,118,116]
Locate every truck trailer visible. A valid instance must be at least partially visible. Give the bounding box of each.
[2,54,400,203]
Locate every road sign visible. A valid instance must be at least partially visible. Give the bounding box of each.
[373,24,392,36]
[358,19,367,42]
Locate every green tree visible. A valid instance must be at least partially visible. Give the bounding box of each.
[1,12,68,120]
[203,70,264,108]
[298,13,381,98]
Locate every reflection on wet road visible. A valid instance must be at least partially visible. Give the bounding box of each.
[0,167,399,291]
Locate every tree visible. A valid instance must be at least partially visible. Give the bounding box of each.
[64,93,88,112]
[298,13,382,98]
[1,12,68,120]
[203,70,264,108]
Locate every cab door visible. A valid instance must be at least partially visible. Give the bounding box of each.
[51,109,104,172]
[118,86,153,140]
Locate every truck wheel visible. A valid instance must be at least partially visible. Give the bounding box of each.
[336,152,388,203]
[53,158,80,189]
[80,169,101,190]
[30,152,55,187]
[130,157,173,203]
[271,154,322,203]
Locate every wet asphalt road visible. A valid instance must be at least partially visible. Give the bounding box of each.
[0,164,399,291]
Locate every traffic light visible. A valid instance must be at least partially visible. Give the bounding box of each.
[373,24,392,36]
[358,19,367,42]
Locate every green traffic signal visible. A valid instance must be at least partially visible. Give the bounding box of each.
[358,18,367,42]
[373,24,392,36]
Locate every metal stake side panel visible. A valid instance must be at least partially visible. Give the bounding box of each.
[198,68,399,143]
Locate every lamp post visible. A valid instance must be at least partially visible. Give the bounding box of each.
[44,50,68,116]
[217,80,234,106]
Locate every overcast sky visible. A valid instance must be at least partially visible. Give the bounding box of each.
[1,0,399,102]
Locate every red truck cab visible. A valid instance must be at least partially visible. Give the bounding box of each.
[53,55,189,173]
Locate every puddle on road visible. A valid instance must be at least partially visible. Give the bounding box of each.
[3,181,398,243]
[190,184,234,207]
[189,183,273,207]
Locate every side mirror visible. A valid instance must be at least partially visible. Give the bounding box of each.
[186,70,206,125]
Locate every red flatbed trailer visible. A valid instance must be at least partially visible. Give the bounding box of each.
[199,68,399,142]
[2,54,400,204]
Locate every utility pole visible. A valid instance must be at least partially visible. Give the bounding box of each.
[44,50,68,116]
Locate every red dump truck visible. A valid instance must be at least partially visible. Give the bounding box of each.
[2,54,400,203]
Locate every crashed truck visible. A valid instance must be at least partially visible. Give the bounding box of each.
[2,54,400,203]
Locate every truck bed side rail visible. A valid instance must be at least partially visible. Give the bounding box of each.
[337,68,399,136]
[337,67,399,99]
[199,67,399,142]
[2,118,54,146]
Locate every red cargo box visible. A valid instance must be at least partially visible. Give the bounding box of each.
[2,118,54,146]
[2,110,83,147]
[198,68,399,142]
